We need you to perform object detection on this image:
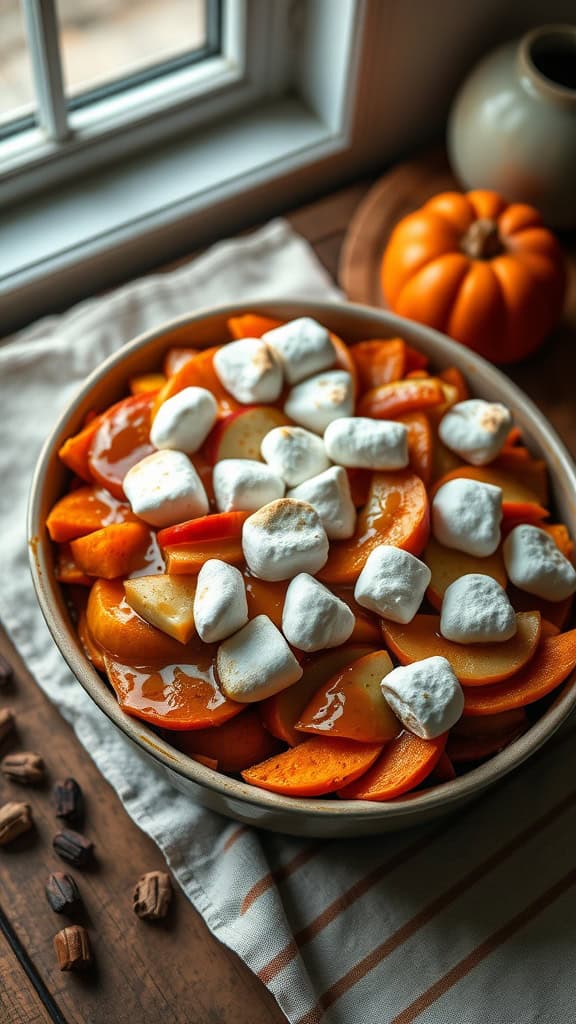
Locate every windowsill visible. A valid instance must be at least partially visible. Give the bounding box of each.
[0,95,349,331]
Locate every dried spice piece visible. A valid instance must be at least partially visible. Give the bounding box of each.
[0,708,15,745]
[52,828,94,867]
[46,872,82,915]
[0,801,33,846]
[52,778,84,825]
[1,751,45,784]
[133,870,173,920]
[53,925,92,971]
[0,654,13,687]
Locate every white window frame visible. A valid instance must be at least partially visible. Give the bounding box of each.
[0,0,369,330]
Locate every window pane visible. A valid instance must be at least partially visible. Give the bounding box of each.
[58,0,211,101]
[0,1,35,125]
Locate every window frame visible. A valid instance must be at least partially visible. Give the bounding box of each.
[0,0,370,331]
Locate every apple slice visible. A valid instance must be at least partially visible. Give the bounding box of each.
[157,511,249,549]
[260,644,376,746]
[206,405,290,463]
[423,537,507,610]
[104,652,242,731]
[296,650,400,743]
[241,737,383,796]
[124,574,197,643]
[382,611,541,686]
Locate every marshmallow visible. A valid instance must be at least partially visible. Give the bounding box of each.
[263,317,336,384]
[217,614,303,702]
[213,338,283,404]
[354,545,431,624]
[439,399,512,466]
[260,426,330,487]
[213,459,285,513]
[123,450,209,527]
[284,370,354,434]
[324,417,409,470]
[282,573,355,652]
[381,656,464,739]
[440,574,517,643]
[432,478,502,557]
[242,498,329,581]
[193,559,248,643]
[503,525,576,601]
[287,466,356,540]
[150,387,217,453]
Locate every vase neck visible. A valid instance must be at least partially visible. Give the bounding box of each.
[518,24,576,110]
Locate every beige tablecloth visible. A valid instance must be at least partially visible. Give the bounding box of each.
[0,219,574,1024]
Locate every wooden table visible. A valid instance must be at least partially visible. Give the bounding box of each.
[1,179,574,1024]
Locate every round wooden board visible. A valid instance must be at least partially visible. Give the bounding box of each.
[339,150,459,306]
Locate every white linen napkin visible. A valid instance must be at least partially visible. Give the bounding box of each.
[1,218,575,1024]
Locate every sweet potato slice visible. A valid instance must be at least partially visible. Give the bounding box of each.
[46,485,135,543]
[227,314,284,339]
[319,471,429,585]
[260,645,377,746]
[423,538,507,610]
[88,391,157,500]
[358,377,444,419]
[296,651,399,743]
[397,412,433,485]
[70,522,150,579]
[104,653,242,731]
[165,538,244,575]
[157,511,249,549]
[462,629,576,716]
[55,543,93,586]
[154,347,240,418]
[76,606,107,673]
[543,523,574,559]
[58,415,103,481]
[349,339,406,389]
[241,737,383,796]
[176,710,283,773]
[87,579,198,662]
[339,731,447,801]
[129,373,166,395]
[382,611,541,686]
[439,366,469,402]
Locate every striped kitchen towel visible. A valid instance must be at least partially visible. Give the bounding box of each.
[1,218,574,1024]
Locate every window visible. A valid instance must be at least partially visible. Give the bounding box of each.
[0,0,369,329]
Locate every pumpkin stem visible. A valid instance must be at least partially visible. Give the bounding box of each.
[461,218,503,260]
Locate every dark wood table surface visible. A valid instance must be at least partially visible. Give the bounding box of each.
[1,179,575,1024]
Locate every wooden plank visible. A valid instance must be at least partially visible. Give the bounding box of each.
[0,627,286,1024]
[0,915,56,1024]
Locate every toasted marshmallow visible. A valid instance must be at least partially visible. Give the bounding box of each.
[432,478,502,557]
[282,573,355,652]
[217,614,302,702]
[123,450,209,527]
[503,525,576,601]
[263,317,336,384]
[150,386,217,453]
[354,545,431,624]
[284,370,354,434]
[439,399,512,466]
[242,498,329,581]
[287,466,356,540]
[213,459,285,513]
[381,656,464,739]
[213,338,283,404]
[193,559,248,643]
[440,574,517,643]
[260,426,330,487]
[324,417,409,470]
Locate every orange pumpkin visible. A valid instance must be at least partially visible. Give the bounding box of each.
[381,190,565,364]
